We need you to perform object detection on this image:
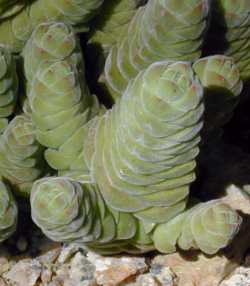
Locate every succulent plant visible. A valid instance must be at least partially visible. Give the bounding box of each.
[209,0,250,80]
[31,177,105,244]
[30,61,241,254]
[91,61,204,216]
[22,22,86,84]
[28,60,95,181]
[101,0,210,100]
[89,0,138,55]
[22,22,100,181]
[153,199,241,255]
[0,0,104,53]
[0,114,46,197]
[0,0,243,256]
[30,176,241,255]
[0,181,18,243]
[193,55,243,141]
[0,46,18,134]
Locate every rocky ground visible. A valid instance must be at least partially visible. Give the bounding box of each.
[0,230,250,286]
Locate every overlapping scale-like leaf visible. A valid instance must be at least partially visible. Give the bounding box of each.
[30,177,137,251]
[214,0,250,80]
[0,46,18,134]
[153,200,242,255]
[28,60,93,182]
[0,115,45,197]
[30,177,241,255]
[89,0,138,55]
[0,0,104,53]
[29,60,242,255]
[22,22,82,83]
[0,181,18,243]
[102,0,210,100]
[193,55,243,141]
[90,61,204,225]
[0,0,25,20]
[23,22,100,182]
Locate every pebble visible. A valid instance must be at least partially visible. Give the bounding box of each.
[220,267,250,286]
[123,266,177,286]
[57,244,81,264]
[87,252,148,286]
[3,259,42,286]
[41,268,53,284]
[152,252,237,286]
[38,247,61,265]
[67,252,96,286]
[150,263,178,285]
[135,273,158,286]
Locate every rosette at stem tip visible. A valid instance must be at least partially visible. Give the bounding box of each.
[90,61,204,223]
[0,46,18,134]
[30,177,242,255]
[193,55,243,141]
[22,21,81,83]
[153,199,242,255]
[101,0,210,100]
[30,177,108,244]
[23,21,99,115]
[30,177,135,254]
[0,0,104,53]
[0,180,18,243]
[0,114,46,197]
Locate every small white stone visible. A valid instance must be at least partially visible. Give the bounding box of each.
[68,252,96,286]
[55,264,70,282]
[150,264,177,286]
[57,244,80,264]
[136,273,158,286]
[220,267,250,286]
[38,247,61,265]
[87,252,147,286]
[41,268,53,284]
[153,253,237,286]
[4,259,42,286]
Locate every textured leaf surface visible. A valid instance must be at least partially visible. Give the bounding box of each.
[0,181,18,243]
[0,46,18,131]
[23,22,100,182]
[153,200,242,255]
[89,0,138,54]
[92,61,203,216]
[193,55,243,141]
[102,0,210,100]
[0,0,25,20]
[214,0,250,80]
[0,0,104,53]
[0,115,45,196]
